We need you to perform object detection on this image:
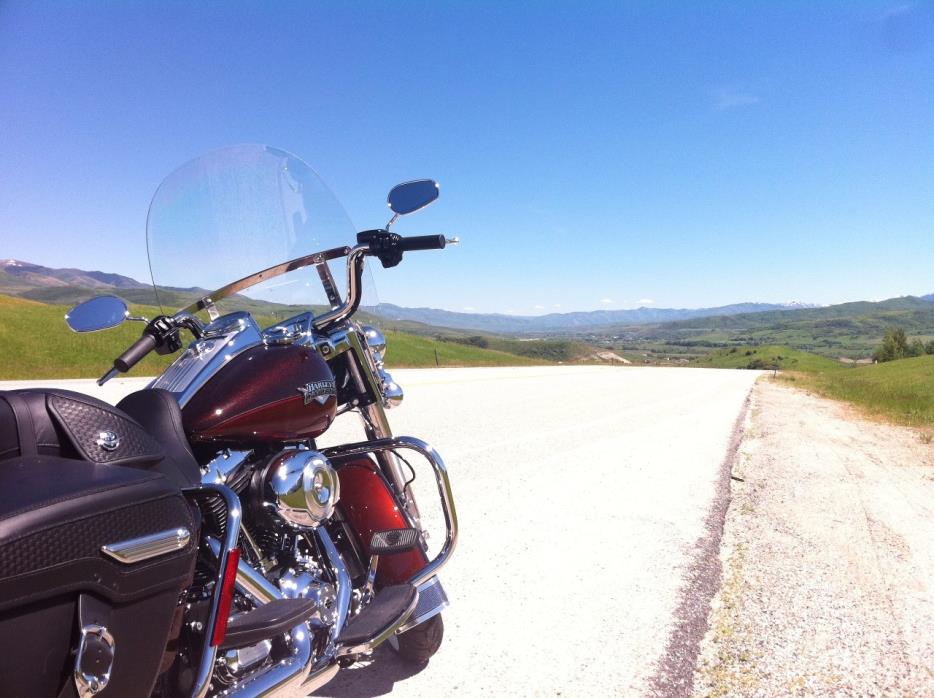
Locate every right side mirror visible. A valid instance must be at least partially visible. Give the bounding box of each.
[65,295,128,333]
[387,179,439,216]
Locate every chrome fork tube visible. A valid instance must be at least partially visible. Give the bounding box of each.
[344,326,426,527]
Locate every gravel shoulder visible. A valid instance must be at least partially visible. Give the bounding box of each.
[693,379,934,697]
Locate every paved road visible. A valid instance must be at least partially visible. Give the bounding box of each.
[4,366,759,696]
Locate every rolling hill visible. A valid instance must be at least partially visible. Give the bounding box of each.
[601,297,934,359]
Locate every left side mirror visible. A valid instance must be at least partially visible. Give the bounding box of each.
[387,179,439,216]
[65,295,128,332]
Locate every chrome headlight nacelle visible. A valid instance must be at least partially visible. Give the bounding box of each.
[265,450,340,529]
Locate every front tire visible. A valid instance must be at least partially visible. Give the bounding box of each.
[394,613,444,663]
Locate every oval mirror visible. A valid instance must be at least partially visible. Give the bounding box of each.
[387,179,439,216]
[65,295,128,333]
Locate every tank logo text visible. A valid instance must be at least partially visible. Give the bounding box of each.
[298,380,336,406]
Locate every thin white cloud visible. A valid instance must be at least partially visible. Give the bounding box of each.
[599,298,613,305]
[712,87,760,111]
[461,306,475,312]
[879,3,913,20]
[637,298,655,305]
[552,303,562,309]
[533,304,545,310]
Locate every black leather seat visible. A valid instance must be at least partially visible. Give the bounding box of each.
[117,389,201,487]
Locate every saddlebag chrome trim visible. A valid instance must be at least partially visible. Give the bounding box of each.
[322,435,458,587]
[100,528,191,564]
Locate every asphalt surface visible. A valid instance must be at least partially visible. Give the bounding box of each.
[5,366,759,696]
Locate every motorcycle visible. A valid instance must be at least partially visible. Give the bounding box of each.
[0,145,458,697]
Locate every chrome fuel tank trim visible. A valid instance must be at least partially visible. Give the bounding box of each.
[101,528,191,564]
[149,311,262,407]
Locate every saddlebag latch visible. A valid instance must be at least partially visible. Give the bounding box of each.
[73,595,115,697]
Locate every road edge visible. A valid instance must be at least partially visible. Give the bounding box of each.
[646,389,753,697]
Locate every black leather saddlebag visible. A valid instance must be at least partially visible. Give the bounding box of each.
[0,455,199,697]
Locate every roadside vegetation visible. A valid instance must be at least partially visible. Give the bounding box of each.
[693,345,843,372]
[872,327,934,363]
[697,342,934,426]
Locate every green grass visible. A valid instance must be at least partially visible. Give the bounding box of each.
[802,355,934,426]
[693,345,844,372]
[696,342,934,426]
[0,295,548,379]
[0,295,180,379]
[384,332,546,368]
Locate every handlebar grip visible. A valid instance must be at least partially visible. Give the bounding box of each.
[398,235,447,252]
[114,333,158,373]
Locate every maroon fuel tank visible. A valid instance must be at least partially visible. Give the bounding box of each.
[182,344,337,445]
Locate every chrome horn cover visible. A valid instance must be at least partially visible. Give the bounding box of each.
[266,450,340,528]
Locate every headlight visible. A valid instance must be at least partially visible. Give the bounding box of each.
[361,325,387,366]
[265,450,340,529]
[379,369,404,409]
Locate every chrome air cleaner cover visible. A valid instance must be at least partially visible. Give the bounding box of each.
[265,450,340,528]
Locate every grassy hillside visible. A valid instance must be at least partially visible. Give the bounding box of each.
[803,355,934,426]
[593,297,934,360]
[694,345,845,372]
[697,342,934,426]
[0,295,180,379]
[384,332,545,368]
[0,295,547,379]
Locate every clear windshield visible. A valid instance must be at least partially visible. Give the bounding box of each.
[146,144,359,317]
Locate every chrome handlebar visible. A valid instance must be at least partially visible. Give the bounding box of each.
[312,245,369,331]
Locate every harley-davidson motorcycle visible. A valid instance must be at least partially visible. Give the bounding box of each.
[0,145,458,697]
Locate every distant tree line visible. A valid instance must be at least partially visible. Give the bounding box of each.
[873,327,934,363]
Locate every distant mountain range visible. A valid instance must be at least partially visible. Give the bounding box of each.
[366,301,822,334]
[2,259,932,346]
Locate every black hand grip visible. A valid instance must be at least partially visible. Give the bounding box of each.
[114,333,158,373]
[399,234,446,252]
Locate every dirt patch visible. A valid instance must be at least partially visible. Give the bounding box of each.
[693,380,934,696]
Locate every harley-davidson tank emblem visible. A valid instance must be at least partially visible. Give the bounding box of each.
[297,380,336,406]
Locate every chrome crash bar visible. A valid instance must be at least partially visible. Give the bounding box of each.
[322,436,459,587]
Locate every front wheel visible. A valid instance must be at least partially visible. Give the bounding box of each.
[394,614,444,663]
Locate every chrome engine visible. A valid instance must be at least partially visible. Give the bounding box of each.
[197,448,348,695]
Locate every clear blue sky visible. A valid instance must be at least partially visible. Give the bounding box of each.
[1,1,931,314]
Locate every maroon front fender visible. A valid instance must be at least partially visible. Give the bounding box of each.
[334,456,429,585]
